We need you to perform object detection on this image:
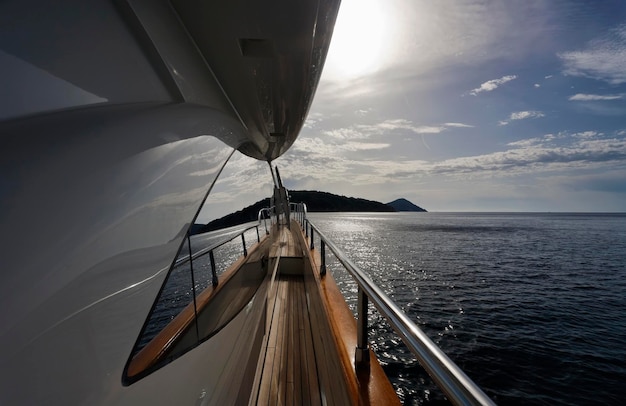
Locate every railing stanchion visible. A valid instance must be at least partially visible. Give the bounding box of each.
[187,234,201,341]
[355,286,370,370]
[320,240,327,276]
[305,219,309,238]
[209,250,218,287]
[310,227,315,250]
[256,226,260,242]
[241,233,247,257]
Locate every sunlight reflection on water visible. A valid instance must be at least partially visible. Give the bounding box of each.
[308,212,626,405]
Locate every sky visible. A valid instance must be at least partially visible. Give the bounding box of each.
[201,0,626,221]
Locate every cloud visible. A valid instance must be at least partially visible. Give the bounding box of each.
[507,137,545,147]
[343,142,390,151]
[324,127,366,140]
[358,119,473,135]
[412,126,447,134]
[559,24,626,84]
[534,84,541,88]
[370,119,443,133]
[470,75,517,95]
[569,93,624,101]
[302,119,475,160]
[511,111,545,120]
[365,137,626,184]
[303,112,324,129]
[544,75,553,79]
[413,137,626,177]
[292,137,389,155]
[499,110,545,125]
[444,122,474,128]
[572,131,601,138]
[286,129,626,187]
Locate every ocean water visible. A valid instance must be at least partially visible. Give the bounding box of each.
[308,212,626,405]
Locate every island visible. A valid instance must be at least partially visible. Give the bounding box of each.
[194,190,426,233]
[386,198,427,212]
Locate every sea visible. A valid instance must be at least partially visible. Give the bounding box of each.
[307,212,626,405]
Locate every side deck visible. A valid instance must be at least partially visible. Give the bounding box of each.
[250,224,400,405]
[256,274,319,405]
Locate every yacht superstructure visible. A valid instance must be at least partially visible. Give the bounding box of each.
[0,1,493,404]
[1,0,338,403]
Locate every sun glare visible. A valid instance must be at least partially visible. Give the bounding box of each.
[325,0,390,80]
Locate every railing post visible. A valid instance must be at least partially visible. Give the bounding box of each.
[209,250,218,286]
[355,287,370,370]
[187,234,200,341]
[305,219,309,237]
[310,227,315,250]
[256,226,260,242]
[241,233,248,257]
[320,240,326,276]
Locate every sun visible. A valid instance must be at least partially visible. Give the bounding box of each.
[324,0,391,80]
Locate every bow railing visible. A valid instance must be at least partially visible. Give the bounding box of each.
[293,211,494,406]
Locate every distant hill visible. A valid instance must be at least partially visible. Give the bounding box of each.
[387,198,427,212]
[193,191,425,234]
[289,190,394,212]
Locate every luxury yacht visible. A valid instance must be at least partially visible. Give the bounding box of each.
[0,1,492,404]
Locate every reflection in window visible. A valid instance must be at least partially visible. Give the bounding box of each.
[131,236,198,356]
[123,224,268,385]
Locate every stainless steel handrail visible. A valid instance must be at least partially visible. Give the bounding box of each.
[188,224,259,263]
[303,217,495,406]
[289,202,307,225]
[173,224,260,286]
[258,206,276,234]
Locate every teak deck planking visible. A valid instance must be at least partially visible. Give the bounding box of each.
[254,223,400,406]
[256,275,321,405]
[270,225,300,258]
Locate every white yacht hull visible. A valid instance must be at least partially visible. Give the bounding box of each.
[0,0,340,403]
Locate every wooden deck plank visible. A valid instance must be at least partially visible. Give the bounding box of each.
[255,274,325,405]
[280,279,290,405]
[293,278,302,406]
[296,279,311,406]
[269,227,301,259]
[257,273,283,405]
[255,223,400,406]
[286,278,294,405]
[269,279,287,405]
[298,277,320,406]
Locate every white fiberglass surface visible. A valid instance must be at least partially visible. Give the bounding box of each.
[0,50,108,120]
[0,0,171,120]
[0,104,246,404]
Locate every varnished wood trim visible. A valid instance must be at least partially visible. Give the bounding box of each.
[293,221,401,406]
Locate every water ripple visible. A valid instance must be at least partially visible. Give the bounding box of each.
[310,212,626,405]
